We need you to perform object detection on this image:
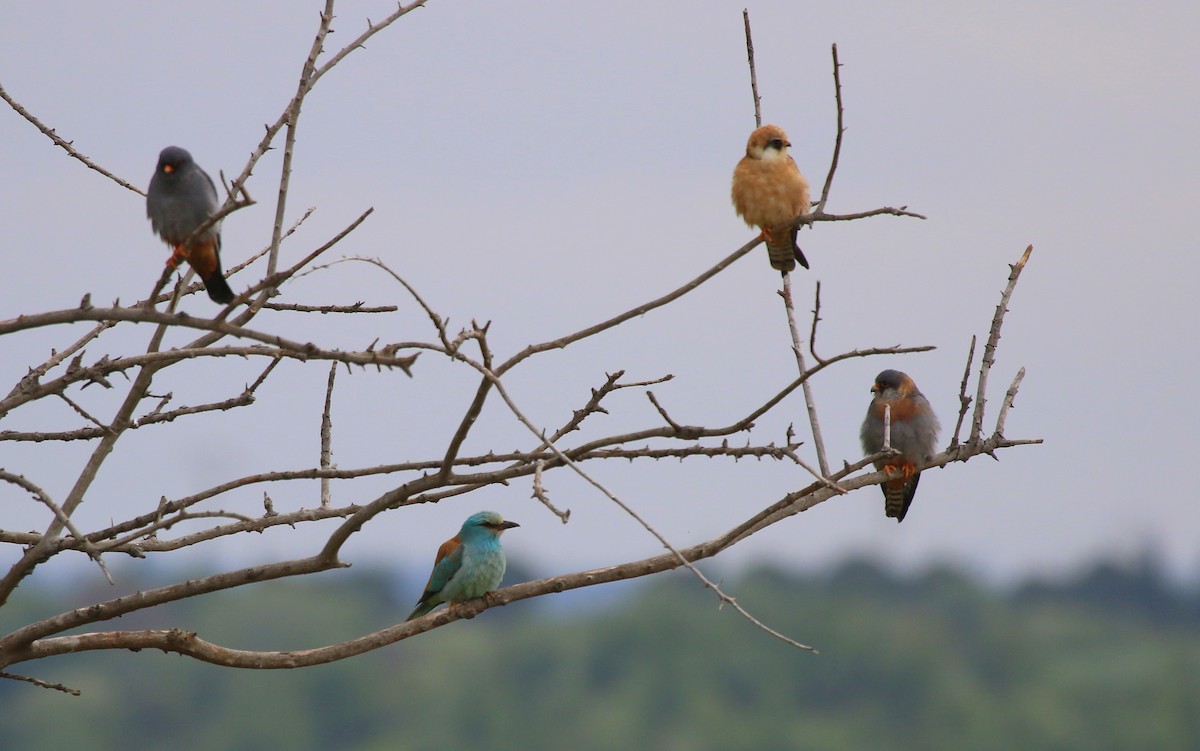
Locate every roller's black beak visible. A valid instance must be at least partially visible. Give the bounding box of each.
[498,520,520,530]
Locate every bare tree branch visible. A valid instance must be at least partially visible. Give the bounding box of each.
[0,670,80,696]
[781,273,831,477]
[496,238,761,375]
[950,335,977,448]
[815,43,846,211]
[742,10,763,128]
[0,5,1042,686]
[995,367,1026,438]
[0,82,145,195]
[319,363,337,508]
[970,245,1033,443]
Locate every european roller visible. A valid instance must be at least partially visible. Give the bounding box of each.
[406,511,519,621]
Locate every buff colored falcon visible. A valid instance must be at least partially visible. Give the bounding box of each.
[147,146,235,304]
[731,124,811,272]
[860,370,941,522]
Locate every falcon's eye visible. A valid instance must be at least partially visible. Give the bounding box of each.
[767,139,785,150]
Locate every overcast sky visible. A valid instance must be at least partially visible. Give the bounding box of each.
[1,1,1196,592]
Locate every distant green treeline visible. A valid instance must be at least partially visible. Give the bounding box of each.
[2,556,1198,751]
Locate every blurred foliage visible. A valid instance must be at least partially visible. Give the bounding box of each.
[1,555,1198,751]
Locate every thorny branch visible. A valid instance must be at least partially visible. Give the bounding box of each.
[970,245,1033,444]
[951,335,977,448]
[743,9,762,128]
[0,82,146,195]
[781,274,831,478]
[320,363,337,508]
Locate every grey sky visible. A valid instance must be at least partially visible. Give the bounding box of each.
[1,1,1196,586]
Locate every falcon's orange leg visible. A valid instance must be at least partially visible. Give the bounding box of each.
[167,245,189,269]
[882,462,917,480]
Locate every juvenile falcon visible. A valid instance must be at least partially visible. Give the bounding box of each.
[147,146,235,304]
[731,124,811,272]
[860,369,941,522]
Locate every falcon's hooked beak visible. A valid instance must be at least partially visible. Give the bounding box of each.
[162,164,175,174]
[870,383,880,394]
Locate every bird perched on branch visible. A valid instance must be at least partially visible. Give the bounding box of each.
[147,146,235,304]
[731,124,811,272]
[860,370,940,522]
[406,511,520,621]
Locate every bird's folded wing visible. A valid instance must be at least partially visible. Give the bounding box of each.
[423,537,464,594]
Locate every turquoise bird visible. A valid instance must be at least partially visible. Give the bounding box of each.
[406,511,519,621]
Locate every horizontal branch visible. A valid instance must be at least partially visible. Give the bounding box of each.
[0,554,347,654]
[1,518,779,670]
[801,206,927,227]
[1,431,1039,670]
[0,312,415,417]
[261,302,398,314]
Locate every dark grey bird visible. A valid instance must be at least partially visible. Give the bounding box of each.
[860,369,941,522]
[147,146,235,304]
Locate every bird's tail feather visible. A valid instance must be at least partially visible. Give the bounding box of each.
[406,601,435,621]
[767,227,808,272]
[185,240,236,304]
[201,272,235,305]
[883,473,921,523]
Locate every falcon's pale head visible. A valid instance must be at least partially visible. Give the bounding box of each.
[745,124,792,162]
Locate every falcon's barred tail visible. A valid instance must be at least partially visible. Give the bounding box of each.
[883,472,921,523]
[766,227,809,272]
